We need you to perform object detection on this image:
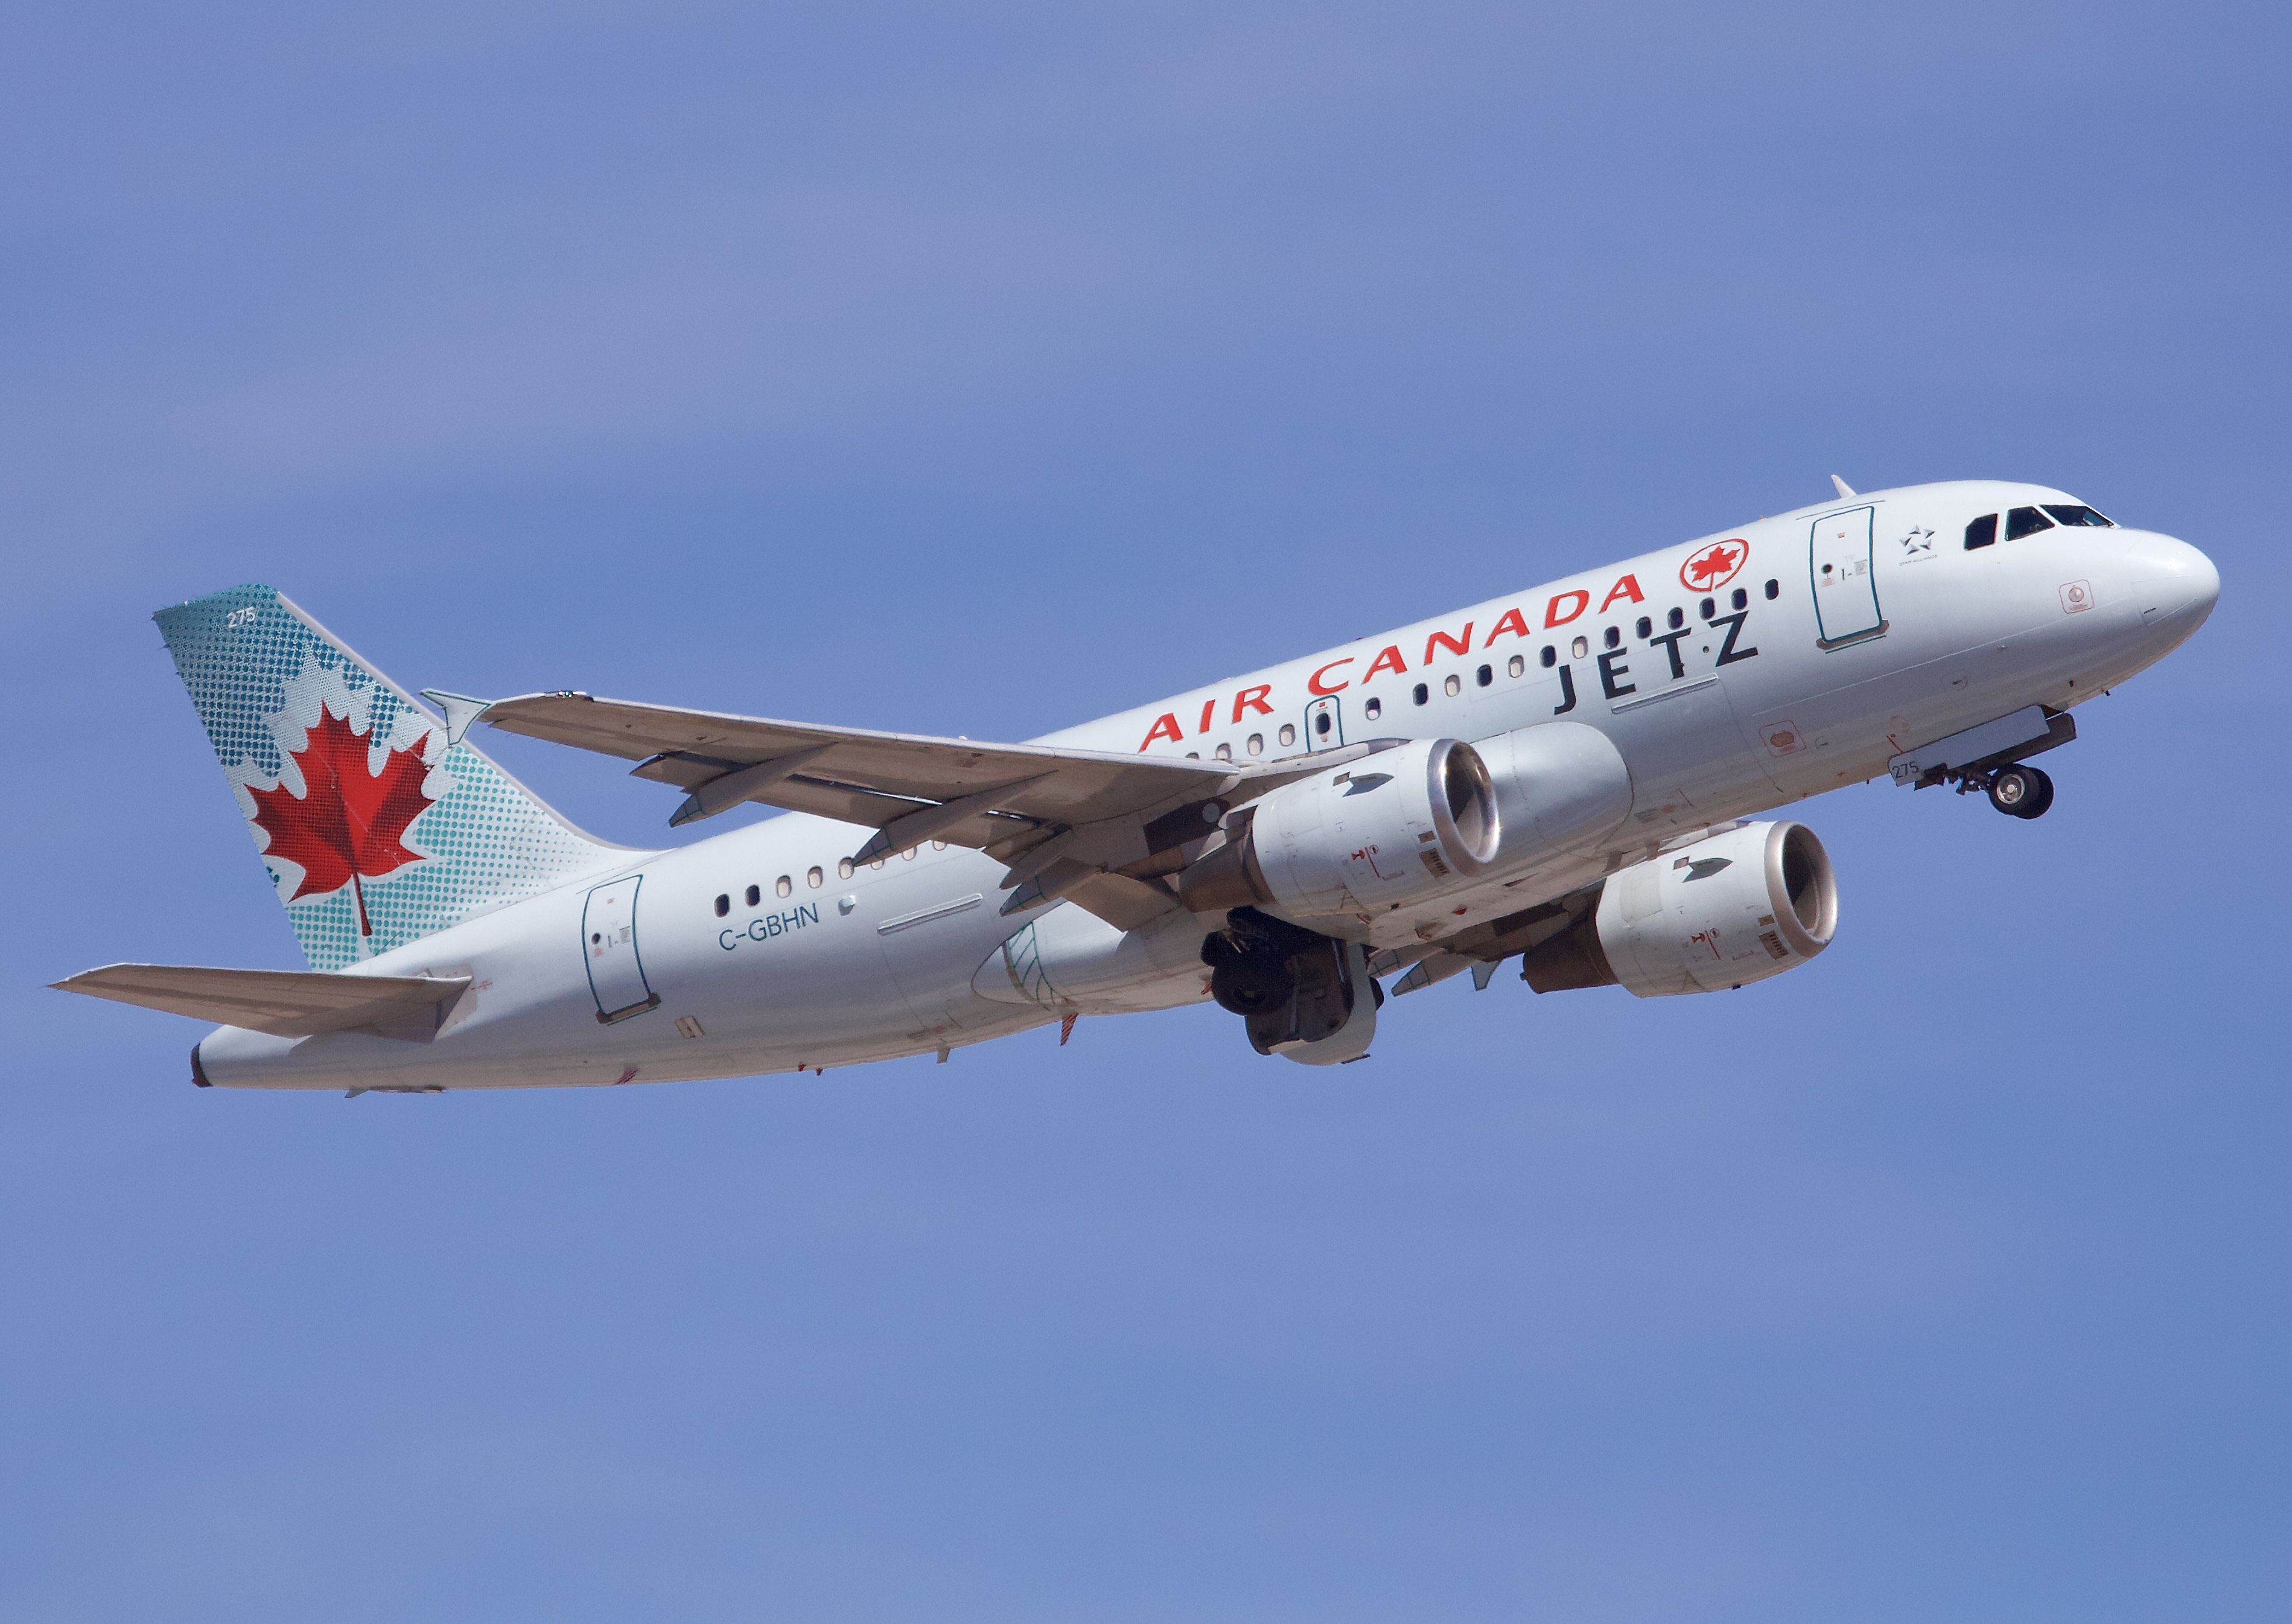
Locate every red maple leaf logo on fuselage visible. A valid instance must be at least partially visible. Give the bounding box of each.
[1680,540,1748,591]
[248,705,435,937]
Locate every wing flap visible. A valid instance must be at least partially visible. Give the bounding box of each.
[1062,872,1185,932]
[53,964,471,1039]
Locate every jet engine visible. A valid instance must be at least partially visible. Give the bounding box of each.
[1520,821,1837,997]
[1177,738,1500,919]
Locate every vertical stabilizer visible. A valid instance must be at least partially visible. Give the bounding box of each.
[154,585,633,970]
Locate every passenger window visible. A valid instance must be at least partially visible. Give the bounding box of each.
[1278,723,1297,747]
[807,865,824,887]
[1363,696,1383,720]
[1475,663,1491,687]
[1699,597,1714,619]
[745,884,760,907]
[2042,503,2114,527]
[932,840,947,851]
[1602,626,1620,649]
[1539,645,1556,668]
[2006,506,2053,541]
[776,875,792,898]
[1965,513,1998,550]
[1247,732,1264,755]
[1214,742,1233,762]
[1764,578,1778,599]
[1508,654,1526,678]
[1634,616,1651,638]
[1412,683,1429,705]
[1571,635,1588,659]
[1443,673,1461,697]
[838,858,855,879]
[713,894,730,917]
[1314,712,1332,738]
[1731,587,1747,611]
[1667,607,1684,629]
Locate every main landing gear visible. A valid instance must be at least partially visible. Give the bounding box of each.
[1955,761,2054,819]
[1203,906,1383,1064]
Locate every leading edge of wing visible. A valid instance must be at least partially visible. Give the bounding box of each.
[477,690,1240,833]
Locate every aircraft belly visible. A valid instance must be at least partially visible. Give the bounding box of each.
[976,905,1212,1016]
[1743,608,2101,794]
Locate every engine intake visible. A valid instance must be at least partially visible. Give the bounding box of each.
[1177,738,1500,919]
[1521,821,1837,997]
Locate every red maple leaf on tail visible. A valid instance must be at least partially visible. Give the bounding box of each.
[248,705,436,937]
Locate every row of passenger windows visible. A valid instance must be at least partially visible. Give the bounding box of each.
[1966,503,2113,549]
[1180,579,1783,757]
[711,565,1792,909]
[711,845,956,915]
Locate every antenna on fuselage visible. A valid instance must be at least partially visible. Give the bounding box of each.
[1830,474,1857,499]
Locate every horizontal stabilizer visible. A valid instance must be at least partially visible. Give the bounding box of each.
[53,963,470,1039]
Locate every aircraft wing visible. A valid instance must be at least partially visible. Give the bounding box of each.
[474,690,1377,928]
[480,690,1235,844]
[53,964,471,1039]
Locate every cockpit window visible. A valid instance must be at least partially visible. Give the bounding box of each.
[2042,503,2114,527]
[1964,513,1998,550]
[2005,506,2054,541]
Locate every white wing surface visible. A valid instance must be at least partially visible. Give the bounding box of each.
[477,691,1389,927]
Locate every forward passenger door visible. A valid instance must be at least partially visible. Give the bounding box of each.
[1810,506,1887,648]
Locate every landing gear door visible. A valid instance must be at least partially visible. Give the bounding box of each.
[1304,695,1344,751]
[582,875,660,1024]
[1810,506,1887,648]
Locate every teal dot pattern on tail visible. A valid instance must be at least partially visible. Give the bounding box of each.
[154,584,629,972]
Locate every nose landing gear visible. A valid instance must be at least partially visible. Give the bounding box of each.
[1975,763,2055,819]
[1986,764,2054,818]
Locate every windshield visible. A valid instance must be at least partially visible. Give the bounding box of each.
[2006,506,2055,541]
[2042,503,2114,527]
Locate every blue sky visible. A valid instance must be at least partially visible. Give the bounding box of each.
[5,3,2288,1618]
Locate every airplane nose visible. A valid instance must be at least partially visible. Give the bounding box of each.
[2124,530,2220,640]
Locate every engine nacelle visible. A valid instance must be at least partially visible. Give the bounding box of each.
[1476,721,1634,870]
[1177,737,1500,918]
[1521,821,1838,997]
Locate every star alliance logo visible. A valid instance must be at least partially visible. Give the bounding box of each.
[1897,525,1936,560]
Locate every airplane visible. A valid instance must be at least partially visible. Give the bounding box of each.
[55,477,2218,1091]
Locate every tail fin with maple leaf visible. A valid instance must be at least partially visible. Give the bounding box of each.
[154,585,633,972]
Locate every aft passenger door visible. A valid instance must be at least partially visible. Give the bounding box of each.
[582,875,660,1024]
[1810,506,1888,648]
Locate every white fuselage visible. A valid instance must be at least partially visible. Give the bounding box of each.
[197,480,2218,1090]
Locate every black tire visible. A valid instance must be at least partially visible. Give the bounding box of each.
[1988,765,2041,817]
[2014,766,2055,820]
[1211,955,1294,1016]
